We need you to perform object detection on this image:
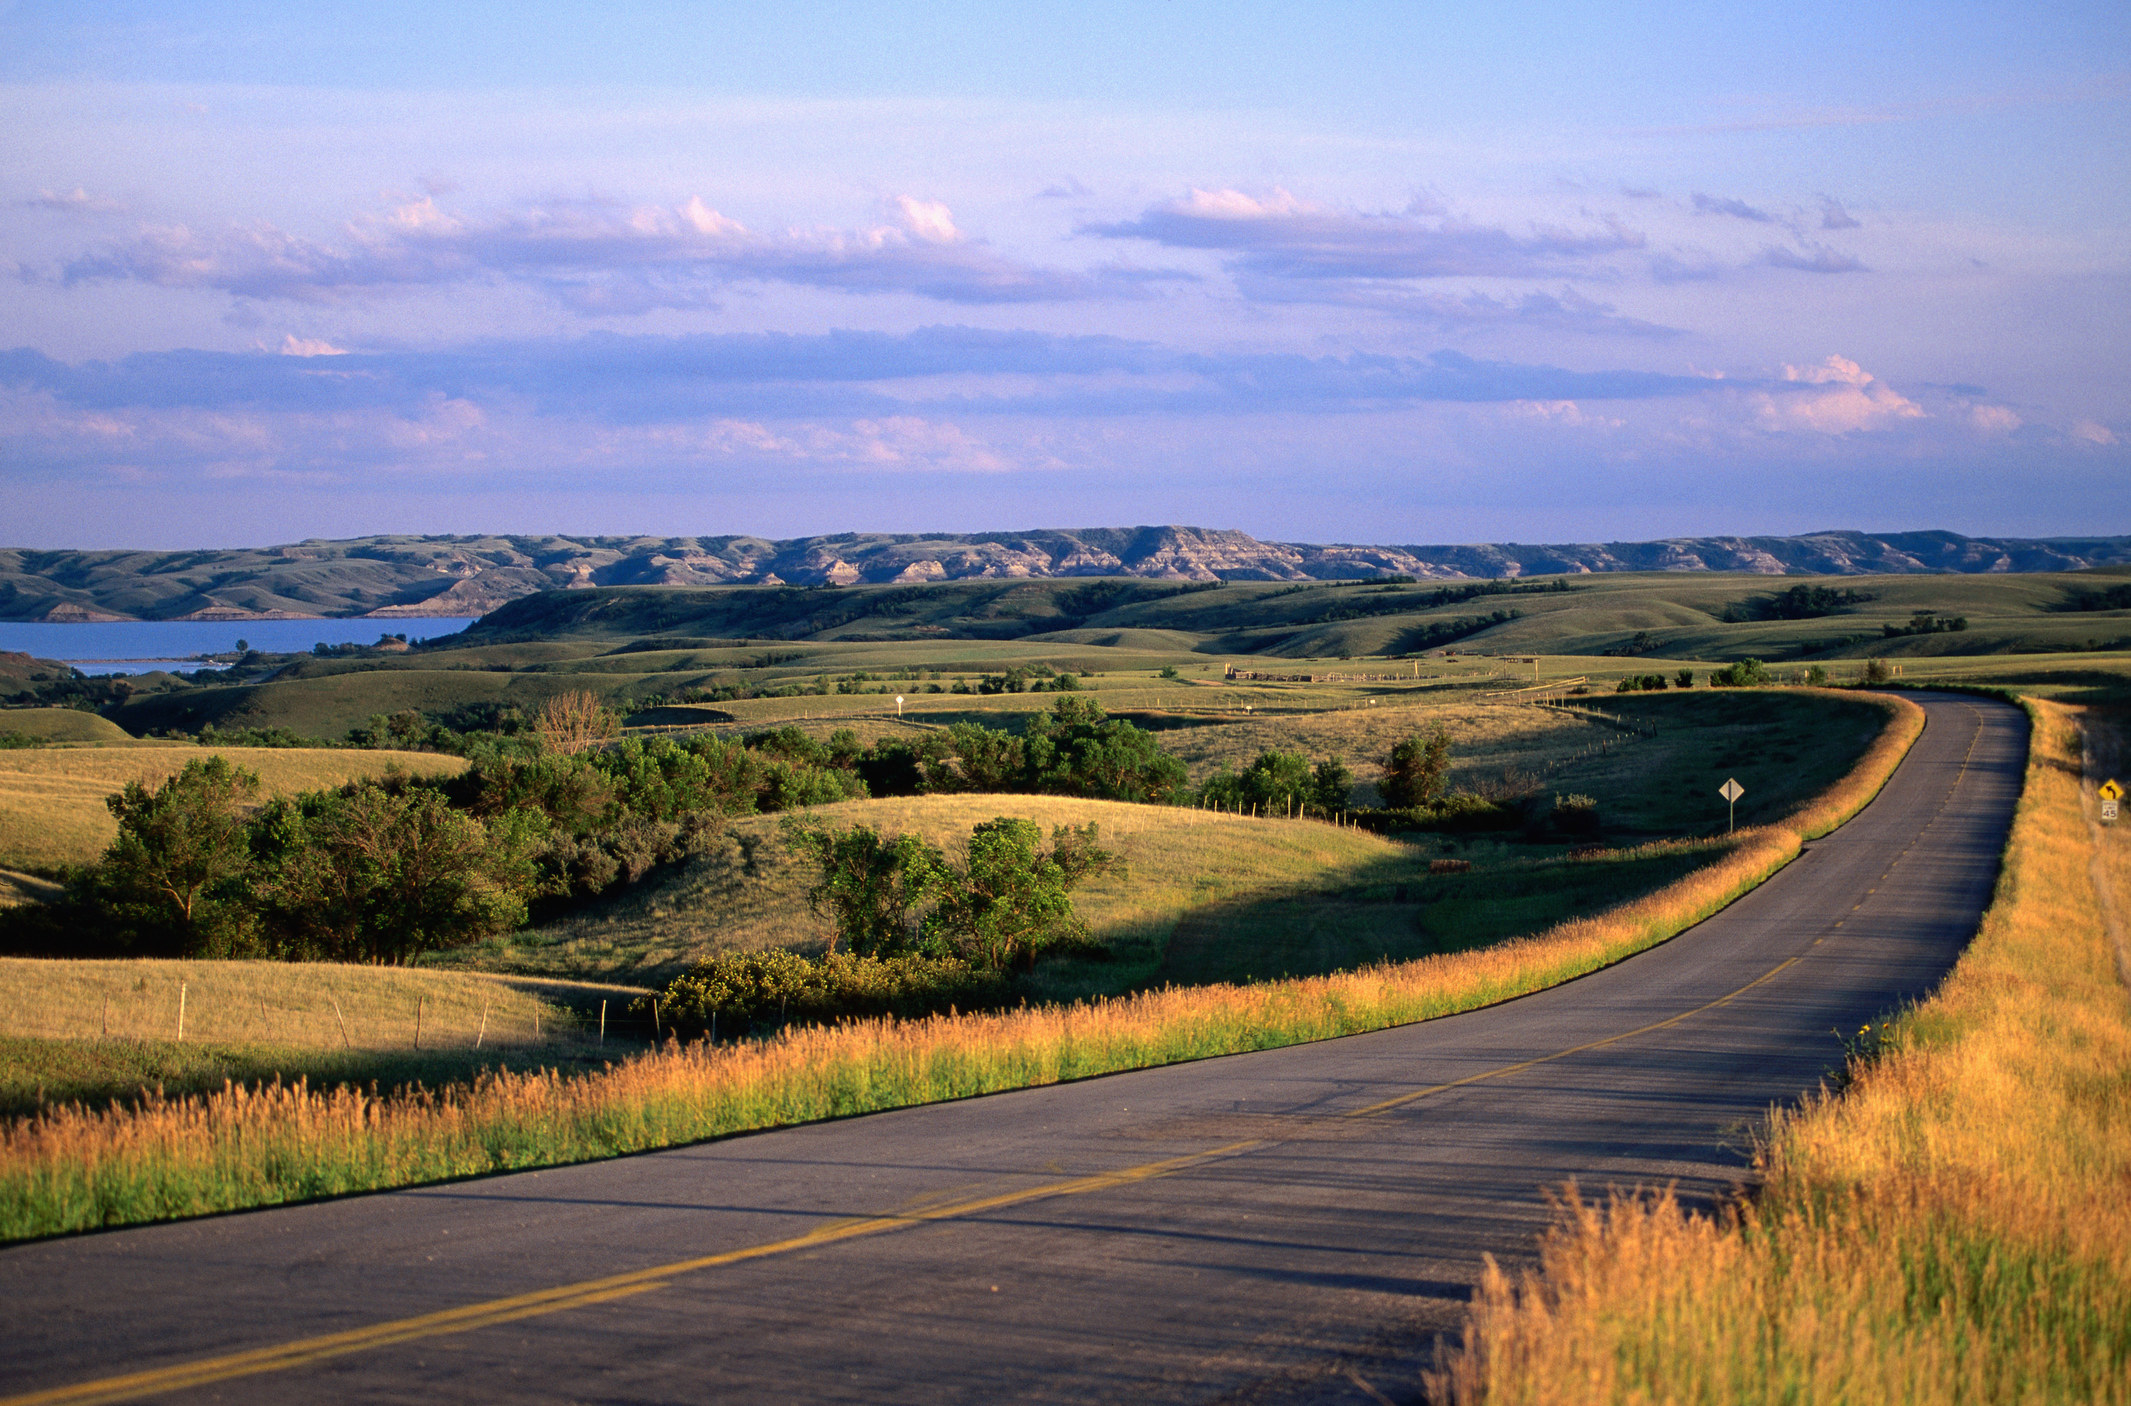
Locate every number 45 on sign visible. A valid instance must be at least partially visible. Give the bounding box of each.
[2102,777,2123,823]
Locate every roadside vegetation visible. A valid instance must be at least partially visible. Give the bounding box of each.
[1439,698,2130,1405]
[0,693,1918,1241]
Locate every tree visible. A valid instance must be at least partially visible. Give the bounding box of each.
[1381,727,1452,809]
[781,819,946,958]
[1023,697,1188,803]
[930,818,1114,971]
[101,757,261,954]
[259,783,540,962]
[534,690,620,756]
[1311,755,1354,814]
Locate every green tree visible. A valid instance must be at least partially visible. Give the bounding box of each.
[1381,726,1452,808]
[930,818,1115,971]
[101,756,261,954]
[259,783,541,962]
[781,819,947,958]
[1023,696,1188,803]
[1311,755,1354,813]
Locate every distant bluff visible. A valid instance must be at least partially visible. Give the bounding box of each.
[3,527,2128,622]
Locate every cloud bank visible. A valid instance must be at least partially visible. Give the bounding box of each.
[54,194,1180,310]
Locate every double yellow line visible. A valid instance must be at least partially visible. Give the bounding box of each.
[10,940,1831,1404]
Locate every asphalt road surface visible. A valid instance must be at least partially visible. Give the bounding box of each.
[2,693,2026,1406]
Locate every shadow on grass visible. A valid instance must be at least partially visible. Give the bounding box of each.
[1154,839,1725,988]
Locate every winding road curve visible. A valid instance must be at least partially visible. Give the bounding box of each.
[1,694,2026,1405]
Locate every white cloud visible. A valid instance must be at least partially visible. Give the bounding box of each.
[2073,420,2119,446]
[278,334,347,357]
[1757,356,1924,434]
[1968,404,2021,433]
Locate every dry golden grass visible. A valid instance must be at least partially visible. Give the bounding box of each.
[0,957,640,1051]
[0,695,1920,1239]
[1441,696,2130,1406]
[0,745,466,870]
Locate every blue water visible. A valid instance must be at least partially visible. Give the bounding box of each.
[0,618,476,675]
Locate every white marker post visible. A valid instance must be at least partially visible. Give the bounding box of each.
[896,694,904,718]
[1719,777,1745,833]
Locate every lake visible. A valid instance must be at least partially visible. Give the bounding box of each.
[0,618,477,675]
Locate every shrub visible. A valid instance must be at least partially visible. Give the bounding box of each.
[1550,793,1601,836]
[1381,726,1452,808]
[643,950,1011,1034]
[1709,657,1768,688]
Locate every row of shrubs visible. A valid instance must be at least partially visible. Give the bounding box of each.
[640,950,1015,1036]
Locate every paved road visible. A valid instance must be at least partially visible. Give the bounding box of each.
[1,694,2026,1406]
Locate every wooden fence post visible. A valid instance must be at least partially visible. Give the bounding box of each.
[414,995,424,1050]
[332,998,351,1049]
[474,998,490,1050]
[599,1000,607,1045]
[176,982,186,1042]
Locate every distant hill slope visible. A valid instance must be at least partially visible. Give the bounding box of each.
[4,527,2129,622]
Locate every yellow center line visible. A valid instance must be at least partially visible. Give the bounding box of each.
[1341,953,1806,1119]
[15,729,1969,1406]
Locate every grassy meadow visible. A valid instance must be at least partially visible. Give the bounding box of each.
[0,693,1920,1241]
[0,743,467,873]
[1440,697,2129,1405]
[439,689,1888,992]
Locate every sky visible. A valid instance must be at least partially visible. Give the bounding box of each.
[2,1,2127,549]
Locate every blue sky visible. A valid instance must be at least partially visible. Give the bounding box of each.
[3,1,2126,548]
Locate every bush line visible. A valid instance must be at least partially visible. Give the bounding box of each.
[1440,694,2131,1404]
[0,692,1924,1243]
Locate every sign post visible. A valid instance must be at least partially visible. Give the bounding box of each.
[2102,777,2122,824]
[896,694,904,718]
[1719,777,1745,833]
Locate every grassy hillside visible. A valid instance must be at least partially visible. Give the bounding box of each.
[0,708,131,743]
[28,566,2116,740]
[443,691,1886,990]
[0,744,466,871]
